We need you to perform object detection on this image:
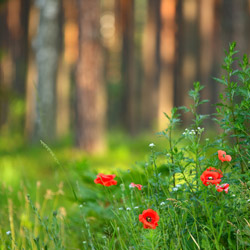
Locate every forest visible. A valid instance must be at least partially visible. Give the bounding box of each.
[0,0,250,249]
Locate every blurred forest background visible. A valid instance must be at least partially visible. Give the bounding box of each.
[0,0,250,154]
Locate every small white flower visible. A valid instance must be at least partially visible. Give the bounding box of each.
[134,206,139,209]
[79,204,83,208]
[176,184,181,188]
[120,183,125,191]
[149,143,155,148]
[197,127,201,130]
[247,199,250,202]
[118,207,123,210]
[182,132,186,135]
[160,202,165,206]
[126,207,131,211]
[82,241,87,244]
[232,194,236,197]
[6,231,11,235]
[102,235,107,239]
[172,187,178,191]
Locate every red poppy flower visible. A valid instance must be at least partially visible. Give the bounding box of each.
[200,167,223,186]
[216,183,229,193]
[218,150,232,162]
[94,173,117,187]
[129,182,142,190]
[139,209,159,229]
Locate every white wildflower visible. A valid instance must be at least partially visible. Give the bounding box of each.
[149,143,155,148]
[82,241,87,244]
[176,184,182,188]
[160,202,165,206]
[6,231,11,235]
[126,207,131,211]
[172,187,178,192]
[118,207,123,210]
[247,199,250,202]
[134,206,139,209]
[232,194,235,197]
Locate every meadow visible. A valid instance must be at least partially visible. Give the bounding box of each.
[0,43,250,250]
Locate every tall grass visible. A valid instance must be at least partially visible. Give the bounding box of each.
[0,43,249,249]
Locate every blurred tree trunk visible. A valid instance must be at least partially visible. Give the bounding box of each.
[199,0,214,116]
[141,0,161,130]
[119,0,136,134]
[33,0,60,142]
[158,0,176,129]
[0,2,10,127]
[178,0,200,124]
[76,0,106,153]
[174,0,183,108]
[56,0,76,138]
[8,0,30,97]
[25,6,39,138]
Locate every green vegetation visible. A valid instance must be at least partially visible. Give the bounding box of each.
[0,43,250,249]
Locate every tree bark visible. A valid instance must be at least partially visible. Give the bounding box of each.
[158,0,176,129]
[178,0,200,124]
[119,0,136,134]
[76,0,106,153]
[7,0,30,97]
[33,0,60,142]
[0,2,10,127]
[141,0,161,130]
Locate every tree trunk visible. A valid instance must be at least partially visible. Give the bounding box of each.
[76,0,106,153]
[8,0,30,97]
[33,0,60,142]
[141,0,161,130]
[119,0,136,134]
[0,2,10,127]
[199,0,214,116]
[178,0,200,124]
[158,0,176,129]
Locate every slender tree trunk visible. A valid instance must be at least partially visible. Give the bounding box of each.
[0,3,10,127]
[141,0,161,130]
[7,0,30,97]
[119,0,136,134]
[25,5,39,138]
[33,0,60,142]
[158,0,176,129]
[179,0,200,124]
[174,0,183,108]
[199,0,214,115]
[76,0,106,153]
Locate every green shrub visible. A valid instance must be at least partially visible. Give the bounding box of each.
[77,43,250,250]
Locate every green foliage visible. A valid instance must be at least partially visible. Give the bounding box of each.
[213,42,250,174]
[75,43,250,249]
[0,43,250,249]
